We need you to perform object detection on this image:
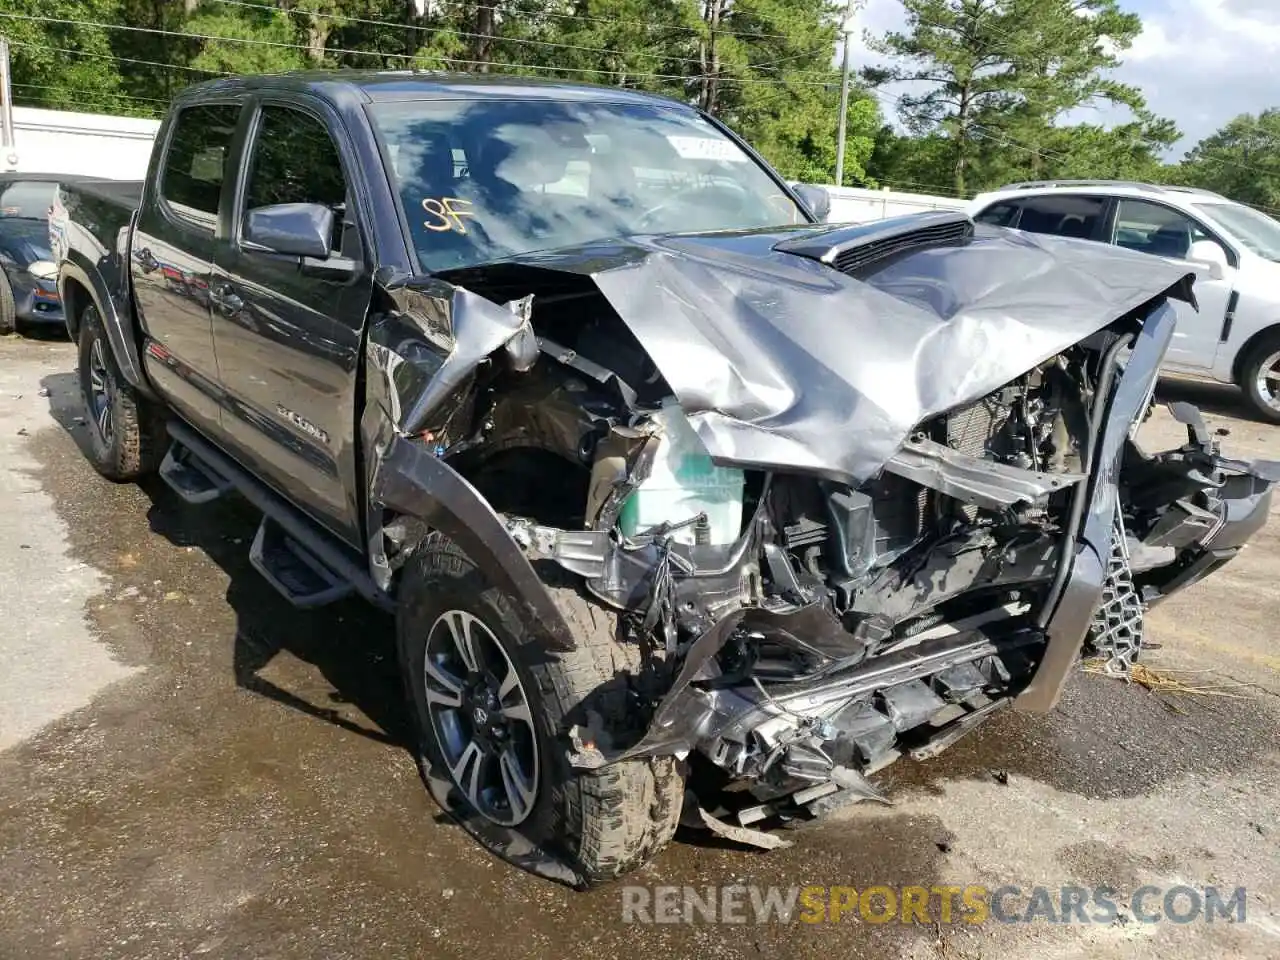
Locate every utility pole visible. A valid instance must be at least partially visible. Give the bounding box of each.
[834,0,857,188]
[0,37,16,171]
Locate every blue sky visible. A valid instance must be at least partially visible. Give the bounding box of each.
[852,0,1280,158]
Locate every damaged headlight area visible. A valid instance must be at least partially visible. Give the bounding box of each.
[514,345,1105,820]
[362,224,1276,874]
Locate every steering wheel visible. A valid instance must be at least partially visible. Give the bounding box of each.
[635,181,753,233]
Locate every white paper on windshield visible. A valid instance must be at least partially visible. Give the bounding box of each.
[665,136,748,163]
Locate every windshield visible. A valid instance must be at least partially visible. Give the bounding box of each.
[368,98,808,273]
[1193,201,1280,261]
[0,180,57,221]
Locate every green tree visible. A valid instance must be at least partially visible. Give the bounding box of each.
[1178,110,1280,209]
[686,0,882,184]
[866,0,1163,195]
[3,0,132,115]
[183,4,307,74]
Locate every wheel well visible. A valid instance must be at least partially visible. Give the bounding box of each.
[1232,324,1280,383]
[61,276,92,341]
[456,447,591,530]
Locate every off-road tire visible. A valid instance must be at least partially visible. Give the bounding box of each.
[1238,332,1280,425]
[0,271,16,335]
[397,536,683,885]
[77,304,167,481]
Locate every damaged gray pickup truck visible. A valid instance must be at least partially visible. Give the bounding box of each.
[51,72,1278,887]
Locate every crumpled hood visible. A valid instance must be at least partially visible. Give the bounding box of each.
[442,220,1193,485]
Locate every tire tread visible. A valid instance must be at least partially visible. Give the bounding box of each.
[403,537,683,884]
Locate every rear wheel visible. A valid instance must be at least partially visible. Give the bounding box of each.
[1239,333,1280,424]
[0,271,16,335]
[77,304,167,481]
[397,536,683,886]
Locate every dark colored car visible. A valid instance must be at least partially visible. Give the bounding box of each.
[50,72,1278,887]
[0,173,75,334]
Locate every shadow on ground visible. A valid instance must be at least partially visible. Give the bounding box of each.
[1156,376,1264,423]
[37,369,412,755]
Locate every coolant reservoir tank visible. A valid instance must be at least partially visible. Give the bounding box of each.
[618,404,745,546]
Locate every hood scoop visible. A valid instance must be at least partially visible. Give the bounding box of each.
[774,211,974,277]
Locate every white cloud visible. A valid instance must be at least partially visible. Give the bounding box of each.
[850,0,1280,157]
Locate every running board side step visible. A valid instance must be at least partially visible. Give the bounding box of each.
[164,419,392,612]
[159,442,235,504]
[250,516,354,608]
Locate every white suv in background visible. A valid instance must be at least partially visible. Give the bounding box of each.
[969,180,1280,422]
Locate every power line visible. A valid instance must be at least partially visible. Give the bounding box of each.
[3,37,228,76]
[207,0,726,73]
[9,94,163,118]
[0,11,848,89]
[10,81,169,105]
[0,7,834,81]
[210,0,798,44]
[210,0,850,81]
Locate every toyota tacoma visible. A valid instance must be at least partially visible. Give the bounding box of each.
[50,72,1277,887]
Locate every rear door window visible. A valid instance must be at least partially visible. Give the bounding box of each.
[1015,195,1107,241]
[160,104,240,228]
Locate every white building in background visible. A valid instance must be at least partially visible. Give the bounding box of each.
[2,107,159,180]
[819,184,968,223]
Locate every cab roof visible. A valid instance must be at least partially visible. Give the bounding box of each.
[175,70,691,110]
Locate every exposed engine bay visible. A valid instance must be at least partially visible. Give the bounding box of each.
[363,213,1278,858]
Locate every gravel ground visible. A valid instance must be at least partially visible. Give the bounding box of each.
[0,334,1277,960]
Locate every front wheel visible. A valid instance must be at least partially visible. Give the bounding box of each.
[397,536,683,886]
[1239,334,1280,424]
[77,304,167,481]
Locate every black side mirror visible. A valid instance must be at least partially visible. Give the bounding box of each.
[792,183,832,223]
[244,202,334,259]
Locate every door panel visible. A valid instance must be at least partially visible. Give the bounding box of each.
[211,101,370,545]
[1110,198,1235,371]
[133,103,241,426]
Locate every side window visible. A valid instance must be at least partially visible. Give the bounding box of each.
[1016,195,1107,241]
[161,104,241,226]
[242,104,355,258]
[974,202,1020,227]
[1112,199,1219,261]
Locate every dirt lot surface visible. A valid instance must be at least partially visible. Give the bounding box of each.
[1,334,1278,960]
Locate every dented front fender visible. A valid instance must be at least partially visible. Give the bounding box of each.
[372,434,577,650]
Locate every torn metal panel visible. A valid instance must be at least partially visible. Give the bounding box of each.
[506,519,611,580]
[697,806,794,850]
[585,424,661,531]
[367,277,537,437]
[446,223,1194,486]
[886,435,1085,510]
